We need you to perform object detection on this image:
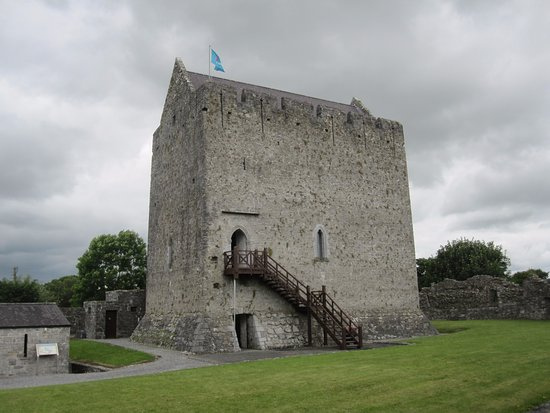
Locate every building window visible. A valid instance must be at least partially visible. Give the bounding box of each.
[167,237,173,270]
[314,225,328,260]
[317,230,325,258]
[23,334,28,358]
[489,289,498,305]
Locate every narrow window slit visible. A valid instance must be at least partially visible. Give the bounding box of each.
[331,116,335,145]
[220,92,224,128]
[260,99,265,134]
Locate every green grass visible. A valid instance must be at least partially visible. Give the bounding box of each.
[2,320,549,412]
[69,339,155,368]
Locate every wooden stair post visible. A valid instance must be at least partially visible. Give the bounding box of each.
[307,285,312,346]
[322,285,328,346]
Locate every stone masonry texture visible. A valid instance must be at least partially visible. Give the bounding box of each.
[420,275,550,320]
[84,289,145,339]
[132,58,435,353]
[0,327,70,377]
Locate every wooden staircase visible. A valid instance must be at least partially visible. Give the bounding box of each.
[223,248,362,350]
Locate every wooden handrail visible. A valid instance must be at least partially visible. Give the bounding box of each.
[223,248,362,349]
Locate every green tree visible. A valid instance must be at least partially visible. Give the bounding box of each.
[509,268,548,284]
[416,257,438,289]
[0,275,42,302]
[74,230,146,304]
[42,275,79,307]
[417,238,510,288]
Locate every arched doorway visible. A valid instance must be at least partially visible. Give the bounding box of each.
[231,229,248,252]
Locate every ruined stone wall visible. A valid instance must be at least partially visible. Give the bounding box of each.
[0,327,69,377]
[134,59,434,352]
[60,307,85,337]
[420,275,550,320]
[83,300,105,339]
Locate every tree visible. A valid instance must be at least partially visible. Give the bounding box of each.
[509,268,548,284]
[0,275,42,303]
[42,275,79,307]
[416,257,438,289]
[74,230,146,304]
[417,238,510,288]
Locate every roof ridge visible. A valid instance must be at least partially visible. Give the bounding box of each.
[186,71,359,114]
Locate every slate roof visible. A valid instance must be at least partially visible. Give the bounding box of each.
[0,303,70,329]
[187,71,361,115]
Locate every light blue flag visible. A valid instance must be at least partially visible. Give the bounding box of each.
[211,49,225,72]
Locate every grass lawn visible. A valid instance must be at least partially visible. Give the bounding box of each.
[1,320,549,412]
[69,339,155,368]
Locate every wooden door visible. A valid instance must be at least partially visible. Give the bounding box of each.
[105,310,117,338]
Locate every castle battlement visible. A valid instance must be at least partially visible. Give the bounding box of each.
[173,59,403,150]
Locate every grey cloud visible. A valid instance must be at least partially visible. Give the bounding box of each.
[1,0,549,280]
[0,121,80,200]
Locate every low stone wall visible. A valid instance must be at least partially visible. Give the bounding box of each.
[60,307,85,337]
[358,309,437,340]
[420,275,550,320]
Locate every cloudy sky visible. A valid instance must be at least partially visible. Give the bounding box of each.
[1,0,549,282]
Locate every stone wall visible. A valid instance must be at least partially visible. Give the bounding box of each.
[84,289,145,339]
[60,307,85,337]
[0,327,69,377]
[135,58,435,352]
[420,275,550,320]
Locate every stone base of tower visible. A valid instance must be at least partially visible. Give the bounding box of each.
[356,309,437,341]
[131,309,436,353]
[131,313,239,353]
[131,311,310,353]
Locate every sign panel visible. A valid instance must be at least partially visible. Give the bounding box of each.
[36,343,59,357]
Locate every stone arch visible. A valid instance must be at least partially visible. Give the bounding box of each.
[313,224,329,259]
[231,228,248,251]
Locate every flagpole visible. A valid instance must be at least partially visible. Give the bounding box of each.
[208,45,211,80]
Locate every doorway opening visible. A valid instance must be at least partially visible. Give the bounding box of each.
[231,229,248,251]
[235,313,255,349]
[105,310,117,339]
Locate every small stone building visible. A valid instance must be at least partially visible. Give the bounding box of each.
[0,303,70,377]
[84,289,145,339]
[420,275,550,320]
[132,58,435,353]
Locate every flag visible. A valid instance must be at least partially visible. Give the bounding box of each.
[211,48,225,72]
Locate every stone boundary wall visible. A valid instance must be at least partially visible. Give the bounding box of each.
[420,275,550,320]
[84,289,145,339]
[60,307,85,337]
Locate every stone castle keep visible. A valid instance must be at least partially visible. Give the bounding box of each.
[131,58,434,352]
